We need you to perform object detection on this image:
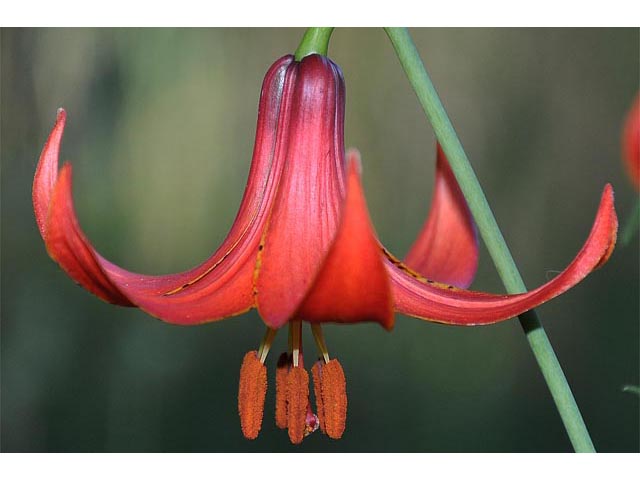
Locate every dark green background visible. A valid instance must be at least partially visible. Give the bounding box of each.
[2,28,638,452]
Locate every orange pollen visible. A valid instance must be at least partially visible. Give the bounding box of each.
[286,365,310,445]
[238,350,267,440]
[311,359,347,440]
[275,352,290,429]
[310,361,326,434]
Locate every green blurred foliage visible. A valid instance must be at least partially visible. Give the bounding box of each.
[1,28,638,452]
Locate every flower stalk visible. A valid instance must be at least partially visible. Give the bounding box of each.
[294,28,335,61]
[384,27,596,453]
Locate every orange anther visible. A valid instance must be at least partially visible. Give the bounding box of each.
[286,365,309,445]
[275,352,290,429]
[310,361,326,434]
[238,350,267,440]
[311,359,347,439]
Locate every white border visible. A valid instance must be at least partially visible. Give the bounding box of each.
[1,453,639,480]
[1,1,640,26]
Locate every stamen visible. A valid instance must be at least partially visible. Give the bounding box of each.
[311,359,347,440]
[257,327,277,364]
[238,350,267,440]
[311,323,330,364]
[278,322,318,443]
[275,352,290,429]
[286,363,309,445]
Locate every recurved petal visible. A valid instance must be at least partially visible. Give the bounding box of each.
[34,55,295,324]
[404,144,478,289]
[390,185,617,325]
[297,151,394,330]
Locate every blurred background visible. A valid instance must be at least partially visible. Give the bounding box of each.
[1,28,638,452]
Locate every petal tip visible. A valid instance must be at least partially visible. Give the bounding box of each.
[381,316,395,331]
[34,109,69,239]
[603,182,614,200]
[345,148,362,175]
[594,183,618,269]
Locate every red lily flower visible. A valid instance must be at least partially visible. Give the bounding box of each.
[33,54,618,444]
[623,93,639,191]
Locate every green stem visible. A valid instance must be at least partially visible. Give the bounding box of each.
[295,28,335,61]
[621,196,640,246]
[384,27,595,453]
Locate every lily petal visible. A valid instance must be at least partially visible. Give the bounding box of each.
[404,144,478,288]
[389,185,617,325]
[34,55,295,324]
[298,150,394,330]
[256,55,347,329]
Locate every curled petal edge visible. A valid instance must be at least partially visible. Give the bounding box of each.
[389,184,618,325]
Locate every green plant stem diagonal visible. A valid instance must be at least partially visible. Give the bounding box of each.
[384,27,595,453]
